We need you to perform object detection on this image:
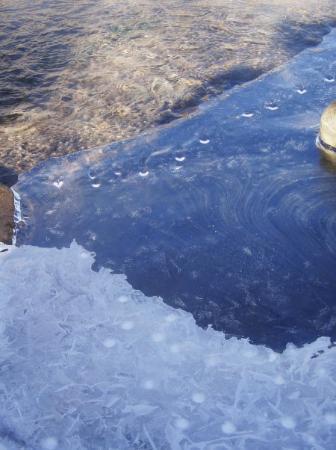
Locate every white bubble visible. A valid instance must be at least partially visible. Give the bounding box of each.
[192,392,206,404]
[91,182,101,188]
[117,295,129,303]
[297,88,307,94]
[175,418,189,430]
[114,171,122,176]
[274,375,285,385]
[139,170,149,177]
[175,156,186,162]
[170,344,180,354]
[53,180,63,189]
[280,416,296,429]
[241,112,254,118]
[41,437,58,450]
[268,352,279,362]
[324,76,335,83]
[221,421,236,434]
[121,321,134,330]
[165,314,177,323]
[143,379,155,390]
[265,104,279,111]
[103,338,116,348]
[325,413,336,425]
[151,333,165,342]
[199,139,210,144]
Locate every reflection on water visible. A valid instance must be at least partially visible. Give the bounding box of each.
[0,0,335,171]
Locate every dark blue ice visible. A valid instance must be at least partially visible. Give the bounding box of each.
[17,29,336,352]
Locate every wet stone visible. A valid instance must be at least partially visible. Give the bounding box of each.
[0,184,15,245]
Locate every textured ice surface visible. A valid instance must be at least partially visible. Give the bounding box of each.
[0,243,336,449]
[17,28,336,350]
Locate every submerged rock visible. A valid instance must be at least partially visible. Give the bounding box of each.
[0,184,14,244]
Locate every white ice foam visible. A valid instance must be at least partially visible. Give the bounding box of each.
[0,242,335,449]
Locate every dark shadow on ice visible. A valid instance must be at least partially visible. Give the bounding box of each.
[157,67,265,125]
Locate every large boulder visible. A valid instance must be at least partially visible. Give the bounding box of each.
[0,184,14,244]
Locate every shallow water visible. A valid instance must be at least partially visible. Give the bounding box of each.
[0,0,335,171]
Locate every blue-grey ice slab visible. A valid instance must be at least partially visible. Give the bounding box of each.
[17,29,336,351]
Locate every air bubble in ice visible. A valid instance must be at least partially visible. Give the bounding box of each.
[199,138,210,144]
[274,375,285,385]
[103,338,116,348]
[121,321,134,330]
[324,76,335,83]
[221,421,236,434]
[325,413,336,425]
[143,379,155,390]
[139,170,149,177]
[91,182,101,188]
[175,418,190,430]
[151,333,165,342]
[41,437,58,450]
[297,88,307,94]
[265,103,279,111]
[268,353,279,362]
[242,112,254,118]
[53,180,63,189]
[175,156,186,162]
[192,392,205,404]
[170,344,180,353]
[117,295,129,304]
[165,314,177,323]
[280,416,296,429]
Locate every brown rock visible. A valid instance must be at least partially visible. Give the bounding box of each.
[0,184,15,245]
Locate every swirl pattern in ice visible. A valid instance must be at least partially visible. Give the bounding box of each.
[17,29,336,351]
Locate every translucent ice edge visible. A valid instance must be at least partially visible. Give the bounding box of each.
[0,243,335,450]
[10,189,22,246]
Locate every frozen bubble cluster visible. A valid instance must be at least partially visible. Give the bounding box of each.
[0,243,335,449]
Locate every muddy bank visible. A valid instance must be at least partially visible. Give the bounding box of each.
[0,0,335,172]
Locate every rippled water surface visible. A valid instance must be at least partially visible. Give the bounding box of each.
[1,0,335,171]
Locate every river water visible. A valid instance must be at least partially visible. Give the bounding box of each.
[0,0,335,171]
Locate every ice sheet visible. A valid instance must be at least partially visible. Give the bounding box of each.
[0,243,336,449]
[16,28,336,351]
